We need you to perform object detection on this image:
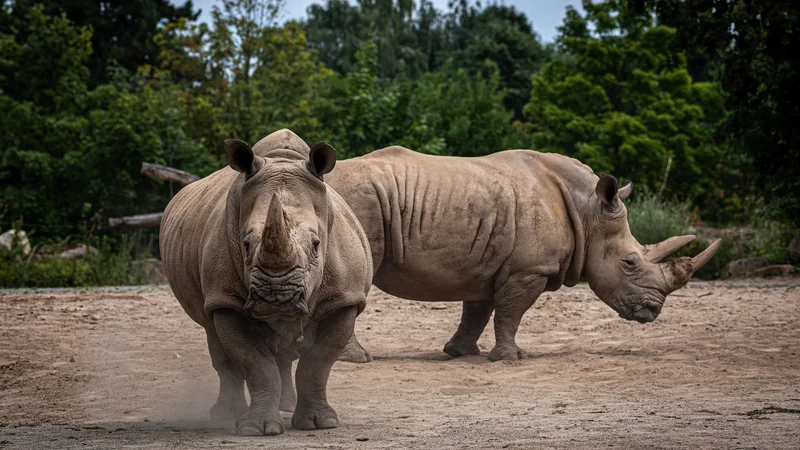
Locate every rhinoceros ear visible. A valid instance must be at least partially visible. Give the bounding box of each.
[618,182,633,201]
[225,139,255,175]
[307,141,336,179]
[595,174,620,208]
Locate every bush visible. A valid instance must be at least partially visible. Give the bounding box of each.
[626,190,693,246]
[83,235,152,286]
[0,251,92,288]
[0,233,154,288]
[747,218,794,262]
[626,190,733,280]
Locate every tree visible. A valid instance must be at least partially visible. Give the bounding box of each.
[2,0,199,86]
[304,0,434,78]
[311,41,407,157]
[517,0,725,213]
[401,67,519,156]
[638,0,800,224]
[0,6,92,236]
[156,0,331,158]
[440,2,551,117]
[311,40,518,158]
[0,6,214,238]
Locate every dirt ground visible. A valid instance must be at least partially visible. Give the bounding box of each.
[1,279,799,449]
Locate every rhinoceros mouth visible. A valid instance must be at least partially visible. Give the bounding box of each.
[618,295,663,323]
[246,268,309,317]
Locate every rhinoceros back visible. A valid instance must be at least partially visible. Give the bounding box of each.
[327,147,586,302]
[328,147,522,301]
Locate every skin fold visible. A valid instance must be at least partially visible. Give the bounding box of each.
[325,146,721,362]
[160,129,372,436]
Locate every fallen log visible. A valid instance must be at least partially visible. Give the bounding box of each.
[108,212,164,229]
[141,162,200,186]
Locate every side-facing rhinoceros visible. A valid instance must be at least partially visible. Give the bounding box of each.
[325,146,721,362]
[160,130,372,436]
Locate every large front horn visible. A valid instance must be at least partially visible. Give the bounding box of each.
[662,239,722,293]
[643,235,696,263]
[260,193,294,267]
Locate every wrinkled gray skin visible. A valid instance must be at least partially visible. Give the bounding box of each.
[160,129,372,436]
[326,146,721,362]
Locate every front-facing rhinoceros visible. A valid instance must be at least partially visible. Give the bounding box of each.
[160,130,372,436]
[325,146,721,362]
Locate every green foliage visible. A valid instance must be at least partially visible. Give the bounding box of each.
[645,0,800,225]
[400,68,521,156]
[304,1,551,117]
[441,3,552,117]
[747,218,795,263]
[626,190,692,246]
[0,0,797,287]
[312,41,517,158]
[0,6,215,238]
[0,233,154,288]
[304,0,434,78]
[3,0,199,86]
[82,234,150,286]
[0,251,91,288]
[626,191,733,280]
[518,0,725,215]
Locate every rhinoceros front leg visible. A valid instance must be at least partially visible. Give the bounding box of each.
[213,309,284,436]
[488,275,547,362]
[292,305,358,430]
[443,299,494,357]
[206,328,249,422]
[337,331,373,363]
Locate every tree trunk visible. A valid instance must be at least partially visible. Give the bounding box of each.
[108,213,164,229]
[140,163,200,186]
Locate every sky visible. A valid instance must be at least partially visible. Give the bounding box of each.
[190,0,584,43]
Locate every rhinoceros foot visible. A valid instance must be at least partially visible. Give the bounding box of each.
[443,339,481,358]
[337,334,373,363]
[488,344,528,362]
[291,405,339,430]
[235,414,285,436]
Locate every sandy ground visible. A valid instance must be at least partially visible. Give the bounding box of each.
[1,279,799,449]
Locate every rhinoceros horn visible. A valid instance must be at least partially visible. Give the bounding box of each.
[643,235,697,263]
[260,193,295,268]
[661,239,722,293]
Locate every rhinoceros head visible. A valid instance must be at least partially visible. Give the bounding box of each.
[224,137,337,319]
[584,174,721,323]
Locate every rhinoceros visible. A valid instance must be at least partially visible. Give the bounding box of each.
[160,130,372,436]
[325,146,721,362]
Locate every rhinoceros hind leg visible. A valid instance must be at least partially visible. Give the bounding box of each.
[443,299,493,357]
[487,276,546,361]
[206,328,249,421]
[337,332,373,363]
[277,352,297,413]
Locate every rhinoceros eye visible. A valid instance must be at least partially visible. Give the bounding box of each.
[311,237,320,258]
[621,254,638,270]
[243,232,254,261]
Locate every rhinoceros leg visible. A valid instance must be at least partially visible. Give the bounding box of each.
[213,309,284,436]
[443,299,494,357]
[488,276,547,361]
[276,352,297,413]
[337,332,373,363]
[292,305,358,430]
[206,328,248,422]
